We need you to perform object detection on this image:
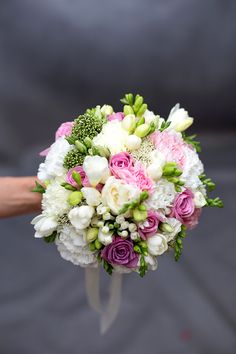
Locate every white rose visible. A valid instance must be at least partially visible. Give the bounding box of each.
[83,155,109,187]
[147,234,168,256]
[98,228,113,245]
[102,177,140,215]
[31,214,58,238]
[125,134,142,151]
[194,191,207,208]
[37,137,71,181]
[68,206,94,230]
[167,104,193,132]
[81,187,102,206]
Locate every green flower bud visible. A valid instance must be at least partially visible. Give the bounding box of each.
[140,190,149,201]
[134,123,150,138]
[125,93,134,105]
[67,191,83,206]
[159,223,174,233]
[72,171,82,186]
[61,182,77,191]
[133,208,147,222]
[174,169,183,177]
[96,145,110,158]
[95,239,103,250]
[124,105,134,116]
[89,243,96,252]
[136,116,145,127]
[133,96,144,114]
[101,104,113,116]
[138,204,147,212]
[84,137,93,148]
[134,245,142,254]
[139,241,148,250]
[162,166,176,176]
[86,227,99,243]
[137,103,148,117]
[75,140,87,154]
[122,114,136,133]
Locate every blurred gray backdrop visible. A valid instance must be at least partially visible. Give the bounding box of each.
[0,1,236,353]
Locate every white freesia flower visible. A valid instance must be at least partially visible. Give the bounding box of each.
[102,176,140,215]
[147,164,163,181]
[147,234,168,256]
[143,109,159,125]
[98,228,113,245]
[125,135,142,151]
[42,177,71,217]
[145,254,158,271]
[167,104,193,132]
[68,206,94,230]
[101,104,113,115]
[56,225,97,267]
[194,191,207,208]
[83,156,110,187]
[81,187,102,206]
[181,146,204,189]
[93,120,129,154]
[146,179,176,211]
[31,214,58,238]
[162,218,182,242]
[37,137,71,181]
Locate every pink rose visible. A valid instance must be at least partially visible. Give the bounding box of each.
[138,210,164,240]
[107,112,125,122]
[183,207,202,229]
[109,152,134,179]
[55,122,73,139]
[170,189,195,228]
[66,166,90,188]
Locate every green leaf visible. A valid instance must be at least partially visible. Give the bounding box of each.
[32,181,45,194]
[182,133,201,152]
[43,231,57,243]
[139,255,148,277]
[103,260,113,275]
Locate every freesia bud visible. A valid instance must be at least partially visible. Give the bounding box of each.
[147,164,163,181]
[101,104,113,116]
[75,140,87,153]
[133,208,147,222]
[159,223,174,233]
[67,191,83,206]
[123,105,134,116]
[125,134,142,151]
[134,123,150,138]
[122,114,136,133]
[86,227,99,243]
[167,104,194,132]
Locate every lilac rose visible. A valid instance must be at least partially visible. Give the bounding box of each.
[101,237,139,268]
[170,189,195,227]
[55,121,73,139]
[107,112,125,122]
[66,166,90,188]
[138,210,163,240]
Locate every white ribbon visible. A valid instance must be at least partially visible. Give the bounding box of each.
[85,268,122,334]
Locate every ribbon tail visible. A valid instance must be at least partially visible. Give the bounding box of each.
[101,273,123,334]
[85,267,101,314]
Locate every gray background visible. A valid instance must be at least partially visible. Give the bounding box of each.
[0,1,236,353]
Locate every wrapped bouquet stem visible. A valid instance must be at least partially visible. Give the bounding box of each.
[32,93,223,332]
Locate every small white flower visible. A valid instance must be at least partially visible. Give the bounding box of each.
[83,156,110,187]
[147,234,168,256]
[81,187,102,206]
[167,104,193,132]
[143,109,159,125]
[31,214,58,238]
[120,230,128,238]
[38,137,71,181]
[194,191,207,208]
[125,134,142,151]
[103,212,112,221]
[101,104,113,115]
[128,223,137,232]
[96,204,108,215]
[68,206,94,230]
[162,218,182,242]
[98,228,113,245]
[130,231,139,240]
[120,221,129,230]
[116,215,125,224]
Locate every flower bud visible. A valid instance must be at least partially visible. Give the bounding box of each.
[95,239,103,250]
[159,223,174,233]
[136,116,145,127]
[123,105,134,116]
[133,208,147,222]
[175,118,193,132]
[125,135,142,151]
[89,243,96,252]
[137,103,148,117]
[67,191,83,206]
[133,96,144,114]
[72,171,82,186]
[134,123,150,138]
[86,227,99,243]
[147,164,163,181]
[122,114,136,133]
[83,137,93,148]
[75,140,87,153]
[101,104,113,116]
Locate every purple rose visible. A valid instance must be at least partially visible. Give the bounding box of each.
[109,152,134,179]
[170,189,195,227]
[66,166,90,188]
[107,112,125,122]
[183,207,202,230]
[138,210,163,240]
[101,237,139,268]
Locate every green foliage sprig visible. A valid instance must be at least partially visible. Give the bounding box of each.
[206,197,223,208]
[182,133,201,152]
[44,231,57,243]
[199,174,216,192]
[174,225,187,261]
[32,181,45,194]
[121,93,148,118]
[139,254,148,277]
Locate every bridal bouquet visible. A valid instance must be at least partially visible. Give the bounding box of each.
[32,94,223,277]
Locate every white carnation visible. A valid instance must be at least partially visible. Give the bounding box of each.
[93,120,129,154]
[146,178,176,211]
[56,225,97,267]
[38,137,71,181]
[182,146,204,189]
[42,177,71,217]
